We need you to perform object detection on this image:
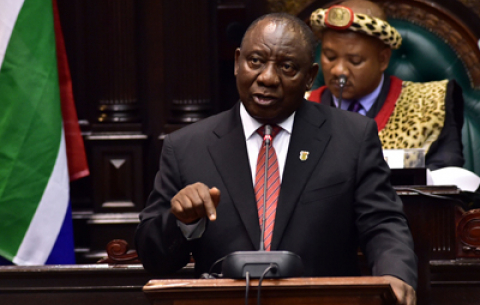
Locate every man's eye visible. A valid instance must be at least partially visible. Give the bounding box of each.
[250,57,261,65]
[324,55,336,62]
[281,63,296,74]
[321,51,335,61]
[350,58,363,66]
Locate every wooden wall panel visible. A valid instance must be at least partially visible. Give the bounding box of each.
[58,0,219,263]
[57,0,480,264]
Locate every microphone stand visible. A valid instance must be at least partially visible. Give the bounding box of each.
[222,125,303,279]
[338,74,347,109]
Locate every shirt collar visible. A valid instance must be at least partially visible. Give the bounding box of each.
[239,102,294,140]
[333,74,384,112]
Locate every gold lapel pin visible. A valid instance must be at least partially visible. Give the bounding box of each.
[299,151,309,161]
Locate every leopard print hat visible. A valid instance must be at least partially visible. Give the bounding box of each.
[310,5,402,49]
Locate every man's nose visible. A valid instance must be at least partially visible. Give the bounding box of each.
[331,60,348,78]
[257,62,280,87]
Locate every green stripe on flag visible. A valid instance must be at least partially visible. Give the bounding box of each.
[0,0,62,260]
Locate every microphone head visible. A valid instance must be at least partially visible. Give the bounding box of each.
[339,75,347,88]
[264,125,272,136]
[263,125,272,145]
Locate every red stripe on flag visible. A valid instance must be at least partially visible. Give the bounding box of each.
[53,0,89,181]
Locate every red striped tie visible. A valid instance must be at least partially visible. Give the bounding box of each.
[255,125,282,251]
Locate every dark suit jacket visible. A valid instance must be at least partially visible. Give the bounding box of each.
[316,76,464,170]
[135,99,418,288]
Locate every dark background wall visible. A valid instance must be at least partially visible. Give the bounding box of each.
[56,0,480,263]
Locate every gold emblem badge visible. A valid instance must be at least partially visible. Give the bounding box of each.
[325,6,353,29]
[299,151,309,161]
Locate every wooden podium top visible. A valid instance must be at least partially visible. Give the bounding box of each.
[144,276,396,305]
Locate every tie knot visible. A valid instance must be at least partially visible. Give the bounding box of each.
[257,124,282,140]
[347,100,362,113]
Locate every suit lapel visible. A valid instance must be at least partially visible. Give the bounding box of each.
[271,100,332,250]
[207,103,260,249]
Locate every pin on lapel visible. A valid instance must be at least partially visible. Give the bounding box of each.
[299,150,309,161]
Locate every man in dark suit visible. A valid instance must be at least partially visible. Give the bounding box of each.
[136,12,417,305]
[307,0,464,170]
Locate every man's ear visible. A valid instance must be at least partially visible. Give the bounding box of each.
[234,48,241,76]
[379,47,392,73]
[306,63,320,91]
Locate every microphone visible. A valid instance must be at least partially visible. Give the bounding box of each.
[338,74,347,110]
[222,125,303,279]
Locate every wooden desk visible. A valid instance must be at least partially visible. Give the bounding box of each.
[398,186,480,305]
[143,277,396,305]
[430,260,480,305]
[0,264,192,305]
[2,187,480,305]
[397,186,459,304]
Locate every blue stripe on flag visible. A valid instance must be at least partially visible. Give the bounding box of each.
[0,255,12,265]
[45,203,76,264]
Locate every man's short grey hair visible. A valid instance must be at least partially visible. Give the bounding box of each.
[241,13,317,65]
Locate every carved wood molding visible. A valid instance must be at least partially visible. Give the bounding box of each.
[97,239,140,264]
[457,0,480,18]
[267,0,312,15]
[170,98,213,124]
[456,207,480,258]
[91,0,140,124]
[380,0,480,89]
[163,0,215,125]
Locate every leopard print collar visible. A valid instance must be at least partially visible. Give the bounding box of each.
[379,80,448,153]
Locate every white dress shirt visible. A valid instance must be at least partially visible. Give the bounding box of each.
[178,103,295,239]
[240,102,293,185]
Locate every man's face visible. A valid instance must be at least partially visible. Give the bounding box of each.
[321,29,391,100]
[234,19,319,124]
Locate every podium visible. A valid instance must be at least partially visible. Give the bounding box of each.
[143,277,396,305]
